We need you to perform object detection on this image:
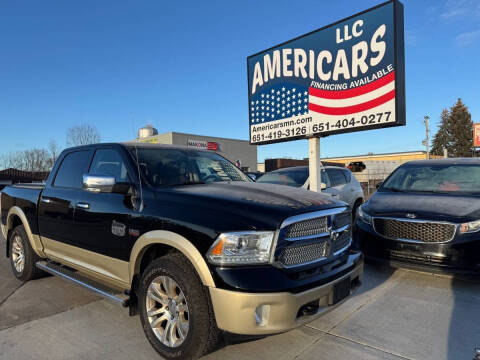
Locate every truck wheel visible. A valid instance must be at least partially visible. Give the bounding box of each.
[9,225,44,281]
[138,252,221,360]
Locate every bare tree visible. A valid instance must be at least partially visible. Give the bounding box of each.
[66,124,101,147]
[0,149,51,172]
[47,140,61,169]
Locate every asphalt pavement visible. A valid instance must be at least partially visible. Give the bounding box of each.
[0,232,479,360]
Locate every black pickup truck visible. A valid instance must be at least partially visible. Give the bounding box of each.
[1,142,363,360]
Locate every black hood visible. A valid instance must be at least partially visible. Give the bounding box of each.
[155,181,344,230]
[366,191,480,223]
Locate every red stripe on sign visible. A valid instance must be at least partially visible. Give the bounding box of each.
[309,71,395,99]
[308,89,395,115]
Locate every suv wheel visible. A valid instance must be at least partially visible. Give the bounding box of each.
[138,252,220,360]
[9,225,44,281]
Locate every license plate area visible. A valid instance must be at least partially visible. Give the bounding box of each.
[332,277,351,305]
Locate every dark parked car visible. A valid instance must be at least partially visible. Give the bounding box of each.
[355,158,480,274]
[1,143,363,360]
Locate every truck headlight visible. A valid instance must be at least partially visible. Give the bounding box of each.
[357,204,372,225]
[459,219,480,233]
[207,231,275,265]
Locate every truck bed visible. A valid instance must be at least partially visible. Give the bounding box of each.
[1,184,44,240]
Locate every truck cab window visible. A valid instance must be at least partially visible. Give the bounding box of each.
[53,150,91,188]
[90,149,129,182]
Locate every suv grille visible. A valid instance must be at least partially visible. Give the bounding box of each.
[285,217,328,239]
[278,241,330,267]
[373,218,456,243]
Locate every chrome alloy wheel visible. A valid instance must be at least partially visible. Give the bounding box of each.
[146,275,189,348]
[11,235,25,273]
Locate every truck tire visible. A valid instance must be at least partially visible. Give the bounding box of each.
[138,252,221,360]
[9,225,44,281]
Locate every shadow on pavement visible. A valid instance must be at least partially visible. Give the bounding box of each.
[447,275,480,360]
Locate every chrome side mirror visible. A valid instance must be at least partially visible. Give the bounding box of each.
[321,182,327,190]
[82,174,116,193]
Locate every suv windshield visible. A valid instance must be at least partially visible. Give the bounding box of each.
[130,148,250,186]
[381,164,480,194]
[257,169,308,187]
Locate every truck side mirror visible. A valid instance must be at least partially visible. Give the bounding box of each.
[83,174,131,194]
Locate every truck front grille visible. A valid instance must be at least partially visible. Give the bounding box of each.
[373,218,456,243]
[278,240,330,267]
[277,208,351,267]
[284,217,328,239]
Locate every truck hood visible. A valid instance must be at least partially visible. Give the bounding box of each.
[156,181,344,230]
[366,191,480,223]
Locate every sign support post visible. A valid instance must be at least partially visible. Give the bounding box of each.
[308,137,322,192]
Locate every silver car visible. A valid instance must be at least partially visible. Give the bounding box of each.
[256,165,365,213]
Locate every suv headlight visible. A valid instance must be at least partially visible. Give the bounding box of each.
[357,204,372,225]
[206,231,275,265]
[459,219,480,233]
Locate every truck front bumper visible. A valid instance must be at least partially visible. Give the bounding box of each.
[209,258,363,335]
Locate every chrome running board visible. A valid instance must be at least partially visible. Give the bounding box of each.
[36,261,130,307]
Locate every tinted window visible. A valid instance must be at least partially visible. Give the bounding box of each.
[257,169,309,187]
[321,170,330,187]
[90,149,129,182]
[53,151,91,188]
[342,169,352,183]
[326,169,347,187]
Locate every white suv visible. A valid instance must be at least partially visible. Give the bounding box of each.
[257,165,364,213]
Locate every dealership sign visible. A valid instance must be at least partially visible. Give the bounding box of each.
[247,0,405,145]
[187,139,220,151]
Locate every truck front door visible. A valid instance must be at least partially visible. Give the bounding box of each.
[73,147,137,264]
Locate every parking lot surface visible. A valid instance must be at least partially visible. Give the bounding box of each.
[0,233,479,360]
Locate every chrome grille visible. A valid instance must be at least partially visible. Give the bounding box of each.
[278,241,330,267]
[373,218,456,243]
[284,217,327,239]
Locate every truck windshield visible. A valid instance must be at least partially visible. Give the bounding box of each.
[130,148,250,186]
[381,164,480,194]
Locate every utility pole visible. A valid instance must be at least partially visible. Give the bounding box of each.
[422,115,430,160]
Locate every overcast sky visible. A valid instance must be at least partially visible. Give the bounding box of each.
[1,0,479,161]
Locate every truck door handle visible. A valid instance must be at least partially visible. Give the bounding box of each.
[76,202,90,209]
[40,197,52,204]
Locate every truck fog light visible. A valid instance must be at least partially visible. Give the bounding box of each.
[255,305,270,326]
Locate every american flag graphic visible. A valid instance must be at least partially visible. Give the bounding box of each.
[250,84,309,124]
[308,71,396,116]
[250,71,395,124]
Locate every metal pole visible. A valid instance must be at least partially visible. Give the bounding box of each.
[424,116,430,160]
[308,137,321,192]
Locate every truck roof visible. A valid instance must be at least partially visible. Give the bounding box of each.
[63,142,212,153]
